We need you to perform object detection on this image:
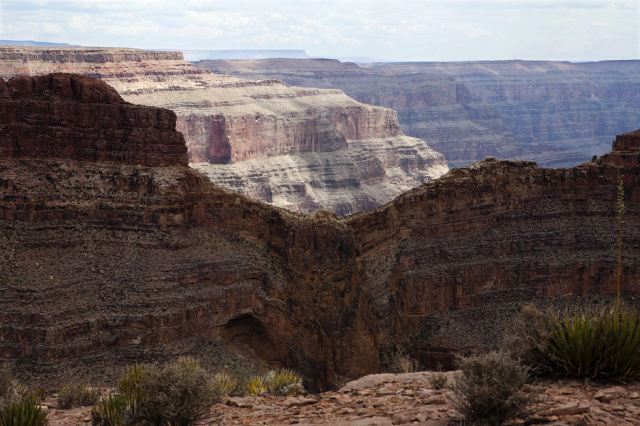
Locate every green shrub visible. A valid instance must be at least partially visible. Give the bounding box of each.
[116,364,150,414]
[91,394,126,426]
[129,357,219,426]
[0,397,47,426]
[245,370,304,396]
[56,383,99,409]
[92,358,220,426]
[263,370,304,396]
[211,372,238,397]
[428,372,448,390]
[504,304,555,376]
[508,304,640,381]
[546,305,640,381]
[452,351,528,426]
[246,375,267,396]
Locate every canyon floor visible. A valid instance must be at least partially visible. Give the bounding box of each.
[46,371,640,425]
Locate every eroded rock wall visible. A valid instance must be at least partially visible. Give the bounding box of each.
[0,47,447,215]
[200,58,640,168]
[0,74,377,390]
[1,74,638,389]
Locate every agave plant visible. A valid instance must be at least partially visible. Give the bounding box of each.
[0,397,48,426]
[246,375,267,396]
[211,372,239,396]
[91,394,126,426]
[546,305,640,381]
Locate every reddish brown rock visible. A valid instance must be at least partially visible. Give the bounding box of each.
[0,73,188,167]
[0,74,639,390]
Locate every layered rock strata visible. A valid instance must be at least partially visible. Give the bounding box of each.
[1,74,638,390]
[200,58,640,168]
[0,47,448,215]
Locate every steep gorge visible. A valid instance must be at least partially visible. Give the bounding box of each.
[1,74,638,389]
[0,47,448,216]
[200,58,640,168]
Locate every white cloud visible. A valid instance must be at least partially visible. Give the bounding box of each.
[0,0,638,60]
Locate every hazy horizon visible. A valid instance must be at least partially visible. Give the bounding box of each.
[1,0,639,62]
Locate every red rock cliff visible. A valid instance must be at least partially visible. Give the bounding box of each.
[0,74,187,167]
[0,74,638,388]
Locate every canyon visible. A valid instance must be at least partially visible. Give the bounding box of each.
[199,58,640,168]
[1,74,638,391]
[0,46,448,216]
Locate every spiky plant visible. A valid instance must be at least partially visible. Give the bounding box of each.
[211,372,238,396]
[428,372,448,390]
[246,376,267,396]
[91,394,126,426]
[263,369,304,396]
[547,305,640,381]
[0,397,48,426]
[56,383,99,409]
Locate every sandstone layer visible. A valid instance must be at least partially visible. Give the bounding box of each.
[200,58,640,168]
[0,47,448,215]
[1,75,638,391]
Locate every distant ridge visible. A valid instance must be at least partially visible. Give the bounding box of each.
[180,49,309,61]
[0,39,73,47]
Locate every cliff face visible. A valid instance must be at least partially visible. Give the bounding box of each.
[347,137,640,365]
[200,59,640,168]
[0,74,377,390]
[1,74,638,390]
[0,74,187,167]
[0,47,447,215]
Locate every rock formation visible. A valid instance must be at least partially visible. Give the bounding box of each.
[0,47,448,215]
[199,58,640,168]
[47,371,640,425]
[0,74,638,391]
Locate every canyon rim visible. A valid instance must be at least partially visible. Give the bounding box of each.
[2,1,640,424]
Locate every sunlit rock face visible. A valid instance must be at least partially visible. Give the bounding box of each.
[0,47,448,215]
[198,58,640,168]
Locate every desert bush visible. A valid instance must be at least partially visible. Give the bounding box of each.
[263,370,304,396]
[428,372,448,390]
[116,364,150,414]
[91,394,126,426]
[452,351,528,426]
[0,396,47,426]
[211,372,238,397]
[128,357,219,426]
[385,348,419,374]
[91,358,219,426]
[0,367,35,420]
[245,370,304,396]
[507,304,640,381]
[56,383,99,409]
[246,375,267,396]
[504,304,555,376]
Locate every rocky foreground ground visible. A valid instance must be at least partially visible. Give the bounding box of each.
[47,371,640,425]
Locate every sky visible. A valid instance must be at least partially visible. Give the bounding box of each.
[1,0,639,61]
